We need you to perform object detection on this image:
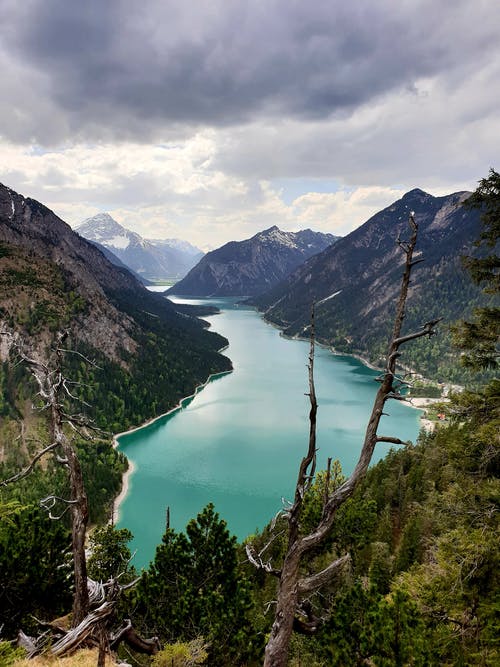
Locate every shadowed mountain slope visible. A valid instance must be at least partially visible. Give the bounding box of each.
[0,183,230,429]
[251,189,486,380]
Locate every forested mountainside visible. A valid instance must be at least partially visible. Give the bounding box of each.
[77,213,203,281]
[0,183,230,420]
[167,226,338,296]
[0,183,230,525]
[251,189,487,383]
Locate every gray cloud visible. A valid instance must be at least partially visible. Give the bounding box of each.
[1,0,498,144]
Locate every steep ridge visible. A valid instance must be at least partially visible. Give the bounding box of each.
[77,213,203,281]
[251,189,485,380]
[0,183,230,429]
[167,226,338,296]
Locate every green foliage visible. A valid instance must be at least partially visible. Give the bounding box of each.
[452,168,500,371]
[133,504,259,666]
[0,507,72,636]
[76,440,128,524]
[2,267,41,287]
[0,242,12,258]
[0,497,25,525]
[463,167,500,289]
[87,524,136,583]
[60,331,230,434]
[315,583,431,666]
[453,306,500,370]
[300,464,378,557]
[152,638,209,666]
[0,642,25,665]
[408,382,442,398]
[0,435,127,526]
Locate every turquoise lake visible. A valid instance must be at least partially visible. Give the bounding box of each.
[117,297,421,569]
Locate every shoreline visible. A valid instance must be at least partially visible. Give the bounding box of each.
[111,367,232,523]
[272,323,383,373]
[110,458,135,524]
[111,302,447,522]
[254,312,444,435]
[402,396,449,433]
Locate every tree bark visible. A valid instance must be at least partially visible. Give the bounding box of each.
[64,439,89,626]
[48,353,89,626]
[263,547,302,667]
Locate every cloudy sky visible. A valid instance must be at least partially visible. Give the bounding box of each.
[1,0,499,249]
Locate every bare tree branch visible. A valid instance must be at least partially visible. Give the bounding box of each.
[54,346,103,370]
[245,543,282,577]
[0,441,59,486]
[297,554,351,594]
[375,436,410,446]
[6,334,91,625]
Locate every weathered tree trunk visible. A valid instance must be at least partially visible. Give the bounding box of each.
[260,215,437,666]
[8,335,91,626]
[49,354,89,626]
[63,438,89,625]
[264,548,301,667]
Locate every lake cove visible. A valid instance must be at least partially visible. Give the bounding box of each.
[117,297,421,569]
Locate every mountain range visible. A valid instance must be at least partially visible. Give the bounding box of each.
[0,183,230,429]
[0,182,487,396]
[76,213,203,282]
[251,188,485,380]
[168,226,338,296]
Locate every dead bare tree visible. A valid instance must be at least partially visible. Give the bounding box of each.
[1,332,94,624]
[248,214,439,667]
[1,332,159,660]
[17,577,160,661]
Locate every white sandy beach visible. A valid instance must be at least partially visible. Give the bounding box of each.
[111,456,135,524]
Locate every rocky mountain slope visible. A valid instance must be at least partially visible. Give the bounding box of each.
[251,189,485,380]
[0,183,230,428]
[77,213,203,281]
[168,226,338,296]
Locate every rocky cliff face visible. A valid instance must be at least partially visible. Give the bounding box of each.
[251,189,484,377]
[77,213,203,281]
[167,226,338,297]
[0,183,228,372]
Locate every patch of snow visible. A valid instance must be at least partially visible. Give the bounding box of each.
[260,227,298,249]
[316,290,342,306]
[106,235,130,249]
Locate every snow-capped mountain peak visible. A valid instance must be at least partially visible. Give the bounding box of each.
[76,213,203,281]
[76,213,133,250]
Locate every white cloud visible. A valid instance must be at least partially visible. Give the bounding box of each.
[291,187,408,235]
[1,0,498,249]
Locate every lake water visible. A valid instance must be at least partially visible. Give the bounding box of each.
[117,297,421,569]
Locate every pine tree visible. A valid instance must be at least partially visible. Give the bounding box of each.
[0,507,71,635]
[133,504,258,665]
[452,168,499,370]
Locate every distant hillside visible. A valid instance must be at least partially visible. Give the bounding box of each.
[251,189,487,382]
[168,226,338,297]
[0,183,231,432]
[77,213,203,281]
